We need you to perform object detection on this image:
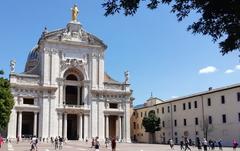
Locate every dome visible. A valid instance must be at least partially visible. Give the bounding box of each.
[24,46,40,74]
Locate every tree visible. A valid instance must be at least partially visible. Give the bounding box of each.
[102,0,240,55]
[0,70,14,131]
[142,110,161,143]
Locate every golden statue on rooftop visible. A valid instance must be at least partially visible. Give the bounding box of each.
[71,4,79,21]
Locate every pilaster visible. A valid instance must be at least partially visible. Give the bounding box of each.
[58,113,63,137]
[7,109,17,139]
[98,101,105,140]
[83,114,89,139]
[39,92,50,138]
[91,53,98,89]
[98,52,104,89]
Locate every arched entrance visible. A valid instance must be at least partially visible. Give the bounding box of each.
[63,68,85,140]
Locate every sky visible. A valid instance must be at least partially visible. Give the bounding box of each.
[0,0,239,105]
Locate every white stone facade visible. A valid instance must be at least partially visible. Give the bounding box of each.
[7,19,132,142]
[132,84,240,146]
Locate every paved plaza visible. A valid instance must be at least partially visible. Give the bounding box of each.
[0,141,236,151]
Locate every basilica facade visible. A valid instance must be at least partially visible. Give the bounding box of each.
[7,7,132,142]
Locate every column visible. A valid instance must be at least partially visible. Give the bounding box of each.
[19,97,23,105]
[125,103,131,142]
[105,115,109,138]
[119,116,122,140]
[83,114,89,139]
[83,86,88,106]
[78,114,82,140]
[122,115,126,141]
[33,112,37,136]
[58,113,63,137]
[77,87,80,105]
[116,118,118,138]
[64,113,68,139]
[18,111,22,138]
[63,86,66,105]
[59,85,63,107]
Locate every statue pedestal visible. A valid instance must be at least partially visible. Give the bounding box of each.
[67,21,81,33]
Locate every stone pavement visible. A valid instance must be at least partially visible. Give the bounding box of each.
[0,141,236,151]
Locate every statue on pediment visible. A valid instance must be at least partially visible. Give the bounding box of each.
[71,4,79,22]
[10,60,16,73]
[124,70,129,84]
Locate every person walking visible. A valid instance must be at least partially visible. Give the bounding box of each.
[208,140,212,150]
[184,138,191,151]
[105,138,109,148]
[233,139,238,151]
[50,137,54,145]
[91,137,95,148]
[59,136,63,150]
[180,140,184,150]
[0,135,3,148]
[95,137,100,151]
[218,139,223,151]
[16,135,20,144]
[30,135,38,151]
[111,138,116,151]
[169,139,175,150]
[211,140,215,150]
[54,136,59,150]
[202,138,208,151]
[196,137,202,151]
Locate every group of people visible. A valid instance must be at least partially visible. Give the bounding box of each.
[90,137,100,151]
[50,136,64,150]
[195,137,222,151]
[29,136,65,151]
[90,137,116,151]
[169,137,239,151]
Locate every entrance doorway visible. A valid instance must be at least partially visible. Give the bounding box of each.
[22,112,34,138]
[67,114,78,140]
[109,116,117,139]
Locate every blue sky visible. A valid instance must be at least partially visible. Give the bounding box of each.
[0,0,239,105]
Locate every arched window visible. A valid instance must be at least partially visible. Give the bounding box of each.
[64,68,84,81]
[64,68,84,105]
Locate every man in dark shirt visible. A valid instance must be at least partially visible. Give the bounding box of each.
[111,138,116,151]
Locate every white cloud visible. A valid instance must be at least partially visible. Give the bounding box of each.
[199,66,217,74]
[235,65,240,70]
[225,69,234,74]
[171,96,178,99]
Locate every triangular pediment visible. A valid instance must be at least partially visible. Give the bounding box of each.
[40,22,107,49]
